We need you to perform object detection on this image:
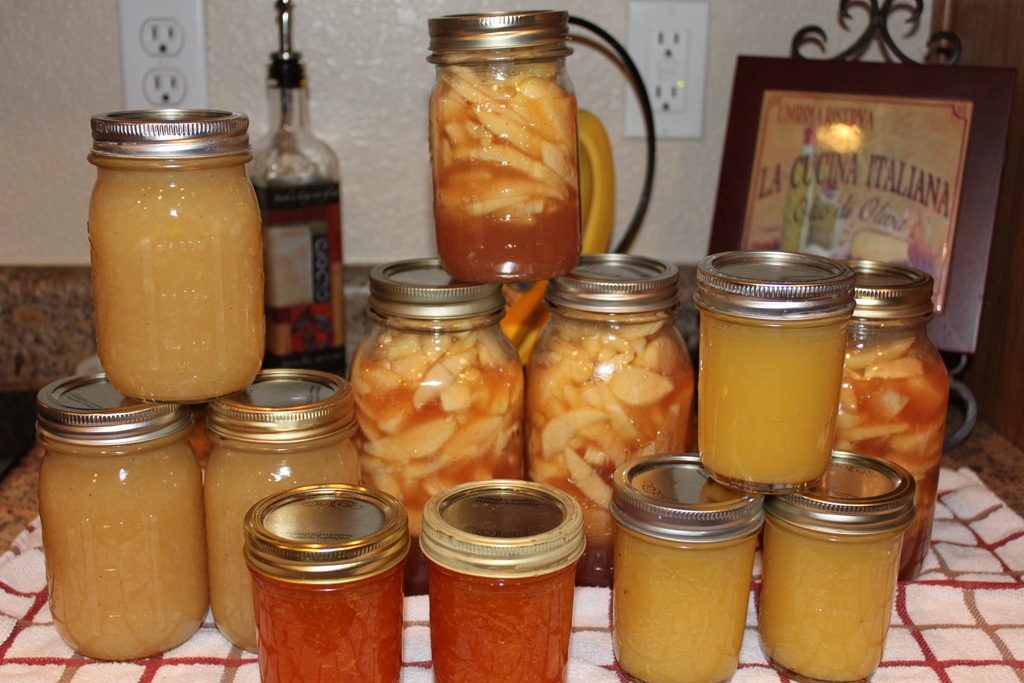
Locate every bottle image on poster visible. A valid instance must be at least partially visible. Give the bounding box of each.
[779,127,817,252]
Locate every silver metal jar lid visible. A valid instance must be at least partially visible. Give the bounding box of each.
[847,259,935,322]
[427,10,572,59]
[244,484,409,584]
[368,258,506,321]
[36,372,192,446]
[89,109,251,159]
[611,454,764,543]
[420,480,586,578]
[544,253,680,314]
[695,251,856,320]
[766,451,916,535]
[206,369,356,443]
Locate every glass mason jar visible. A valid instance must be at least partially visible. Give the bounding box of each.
[610,454,763,683]
[244,484,409,683]
[35,373,208,661]
[420,480,585,683]
[695,251,855,493]
[350,258,524,595]
[526,254,695,587]
[88,109,265,403]
[204,368,362,652]
[758,451,916,683]
[427,10,581,283]
[836,260,948,580]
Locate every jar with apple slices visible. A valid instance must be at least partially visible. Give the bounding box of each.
[427,10,581,283]
[835,260,948,580]
[526,254,695,587]
[350,259,524,594]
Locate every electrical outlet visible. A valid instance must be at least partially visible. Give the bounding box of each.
[118,0,208,109]
[625,1,708,139]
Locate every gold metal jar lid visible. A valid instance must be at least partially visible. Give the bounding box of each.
[244,484,409,584]
[368,258,506,321]
[695,251,856,321]
[544,254,680,314]
[420,480,585,578]
[206,369,355,443]
[35,372,192,446]
[766,451,916,535]
[846,259,935,322]
[89,109,251,160]
[427,10,572,59]
[611,454,764,543]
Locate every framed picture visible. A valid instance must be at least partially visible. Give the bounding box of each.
[709,56,1014,354]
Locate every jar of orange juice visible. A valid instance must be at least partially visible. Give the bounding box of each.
[695,251,855,493]
[836,260,948,580]
[244,484,409,683]
[526,253,695,587]
[427,11,581,283]
[758,451,915,683]
[88,109,264,403]
[36,373,208,661]
[350,258,524,595]
[420,480,585,683]
[204,369,361,652]
[610,454,763,683]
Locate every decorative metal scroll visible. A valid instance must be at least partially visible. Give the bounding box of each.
[792,0,961,65]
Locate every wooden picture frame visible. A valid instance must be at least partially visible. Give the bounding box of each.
[709,56,1014,354]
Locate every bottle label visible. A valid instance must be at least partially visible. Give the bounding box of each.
[255,181,346,374]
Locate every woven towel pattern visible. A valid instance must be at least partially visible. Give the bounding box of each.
[0,467,1021,682]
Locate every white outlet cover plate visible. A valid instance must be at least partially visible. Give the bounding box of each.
[118,0,208,109]
[625,1,709,139]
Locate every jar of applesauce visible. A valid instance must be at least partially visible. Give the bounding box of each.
[244,484,409,683]
[88,109,264,403]
[204,368,361,652]
[836,260,948,581]
[35,373,208,661]
[695,251,855,493]
[420,480,585,683]
[610,454,763,683]
[427,10,581,283]
[526,253,695,586]
[350,258,524,595]
[758,451,915,683]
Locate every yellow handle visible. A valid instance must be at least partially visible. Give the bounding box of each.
[501,110,616,363]
[579,109,616,255]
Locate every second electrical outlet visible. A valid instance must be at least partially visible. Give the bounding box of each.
[625,1,708,140]
[118,0,209,109]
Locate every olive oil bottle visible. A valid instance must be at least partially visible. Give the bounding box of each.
[250,0,346,374]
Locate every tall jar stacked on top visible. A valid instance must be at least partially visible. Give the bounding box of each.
[525,254,695,586]
[427,10,581,283]
[88,110,265,404]
[694,251,856,493]
[349,259,525,595]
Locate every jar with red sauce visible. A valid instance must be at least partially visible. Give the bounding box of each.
[420,480,585,683]
[244,484,409,683]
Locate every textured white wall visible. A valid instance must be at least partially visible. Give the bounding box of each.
[0,0,932,266]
